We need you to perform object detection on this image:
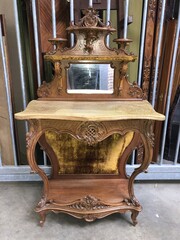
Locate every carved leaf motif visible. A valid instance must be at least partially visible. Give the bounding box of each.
[68,195,110,211]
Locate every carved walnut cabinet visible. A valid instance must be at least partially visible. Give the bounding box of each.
[15,8,165,226]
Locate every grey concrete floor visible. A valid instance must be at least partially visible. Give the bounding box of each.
[0,182,180,240]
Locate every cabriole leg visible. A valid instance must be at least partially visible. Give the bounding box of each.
[131,210,139,226]
[39,211,47,227]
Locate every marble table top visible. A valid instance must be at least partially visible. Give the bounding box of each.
[15,100,165,122]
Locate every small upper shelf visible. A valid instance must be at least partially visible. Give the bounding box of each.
[15,100,165,121]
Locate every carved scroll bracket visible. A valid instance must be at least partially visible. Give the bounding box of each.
[37,61,62,98]
[128,82,144,99]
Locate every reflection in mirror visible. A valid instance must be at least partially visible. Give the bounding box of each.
[67,64,114,94]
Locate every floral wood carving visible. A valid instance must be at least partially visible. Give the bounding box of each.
[76,122,107,145]
[68,195,111,211]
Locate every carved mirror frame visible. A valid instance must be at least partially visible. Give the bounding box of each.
[37,8,144,101]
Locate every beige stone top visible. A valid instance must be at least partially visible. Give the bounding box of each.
[15,100,165,122]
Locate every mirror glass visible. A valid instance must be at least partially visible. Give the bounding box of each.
[67,64,114,94]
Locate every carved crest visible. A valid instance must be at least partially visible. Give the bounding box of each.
[77,8,105,28]
[76,122,107,145]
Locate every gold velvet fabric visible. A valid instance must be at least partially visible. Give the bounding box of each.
[45,131,134,174]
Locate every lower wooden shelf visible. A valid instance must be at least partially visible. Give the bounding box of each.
[35,177,142,226]
[48,178,129,203]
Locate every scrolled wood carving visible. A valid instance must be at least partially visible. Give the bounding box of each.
[128,82,144,99]
[76,121,107,145]
[123,198,140,207]
[26,120,40,149]
[37,196,47,208]
[68,195,111,211]
[130,196,140,207]
[37,61,62,98]
[37,81,52,98]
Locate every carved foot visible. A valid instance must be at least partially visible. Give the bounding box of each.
[131,210,139,226]
[39,211,46,227]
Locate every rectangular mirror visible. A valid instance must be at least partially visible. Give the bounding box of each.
[67,64,114,94]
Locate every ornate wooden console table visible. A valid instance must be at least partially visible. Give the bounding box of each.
[15,8,165,226]
[15,100,164,226]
